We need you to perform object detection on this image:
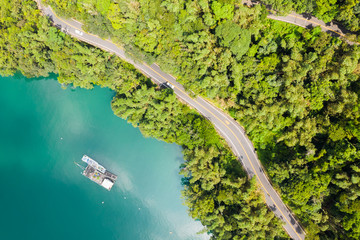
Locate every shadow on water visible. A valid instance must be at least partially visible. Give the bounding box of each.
[12,71,58,82]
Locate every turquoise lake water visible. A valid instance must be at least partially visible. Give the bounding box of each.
[0,74,208,240]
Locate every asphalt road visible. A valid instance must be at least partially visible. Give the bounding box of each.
[242,0,358,45]
[37,2,306,239]
[268,12,357,44]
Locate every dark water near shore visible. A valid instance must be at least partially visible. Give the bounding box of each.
[0,75,207,240]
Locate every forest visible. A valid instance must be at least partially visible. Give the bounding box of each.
[41,0,360,239]
[2,0,360,239]
[0,0,287,239]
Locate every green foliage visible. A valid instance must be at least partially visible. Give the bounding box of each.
[0,1,287,239]
[96,0,111,15]
[4,0,360,239]
[0,0,143,91]
[215,21,251,59]
[111,84,286,240]
[43,0,360,237]
[211,1,234,21]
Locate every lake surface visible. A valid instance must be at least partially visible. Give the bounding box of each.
[0,74,207,240]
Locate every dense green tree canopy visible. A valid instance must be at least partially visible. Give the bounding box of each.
[43,0,360,238]
[3,0,360,239]
[0,1,287,239]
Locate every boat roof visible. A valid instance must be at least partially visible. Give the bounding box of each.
[101,179,114,190]
[82,155,106,173]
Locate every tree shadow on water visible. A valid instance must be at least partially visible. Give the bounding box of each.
[13,71,59,82]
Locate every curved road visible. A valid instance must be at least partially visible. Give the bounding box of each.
[242,0,358,45]
[268,12,357,44]
[36,2,306,239]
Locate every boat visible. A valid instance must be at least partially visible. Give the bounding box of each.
[80,155,117,191]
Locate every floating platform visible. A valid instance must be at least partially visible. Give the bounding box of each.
[81,155,117,191]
